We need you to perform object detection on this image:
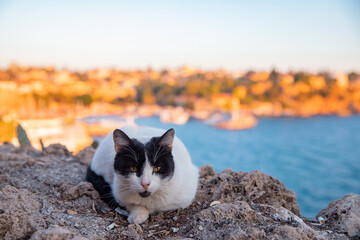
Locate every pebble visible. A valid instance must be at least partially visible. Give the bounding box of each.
[67,210,77,215]
[171,227,179,233]
[106,223,116,231]
[210,200,221,207]
[317,216,325,224]
[199,226,204,231]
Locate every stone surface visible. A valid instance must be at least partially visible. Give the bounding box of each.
[30,225,88,240]
[123,224,144,240]
[0,142,16,153]
[0,143,357,239]
[196,201,258,223]
[60,182,100,200]
[198,168,300,216]
[199,165,216,178]
[192,200,324,240]
[44,143,72,158]
[317,193,360,238]
[75,146,95,166]
[0,185,45,240]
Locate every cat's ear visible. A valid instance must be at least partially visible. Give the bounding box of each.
[113,129,132,152]
[159,128,175,150]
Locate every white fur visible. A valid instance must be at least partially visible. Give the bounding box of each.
[90,125,199,224]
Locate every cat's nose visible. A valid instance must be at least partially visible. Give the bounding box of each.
[141,182,150,190]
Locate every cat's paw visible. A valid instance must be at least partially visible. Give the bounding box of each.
[127,207,149,224]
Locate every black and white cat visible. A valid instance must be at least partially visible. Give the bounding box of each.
[86,126,198,224]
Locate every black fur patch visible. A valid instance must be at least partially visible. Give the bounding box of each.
[114,134,175,180]
[114,138,146,177]
[145,137,175,179]
[86,167,119,208]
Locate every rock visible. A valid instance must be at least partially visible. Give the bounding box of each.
[30,225,88,240]
[60,182,99,200]
[317,193,360,238]
[12,145,44,158]
[256,204,324,239]
[193,200,327,240]
[75,146,95,165]
[106,223,116,231]
[67,210,78,215]
[123,224,144,240]
[225,228,265,240]
[0,173,10,182]
[200,170,300,216]
[210,200,221,206]
[0,152,35,166]
[327,233,352,240]
[44,144,72,158]
[271,225,324,240]
[72,237,89,240]
[197,201,258,223]
[0,185,45,240]
[0,143,355,239]
[0,142,16,153]
[199,165,216,178]
[238,171,300,216]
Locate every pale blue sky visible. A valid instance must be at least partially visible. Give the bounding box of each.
[0,0,359,72]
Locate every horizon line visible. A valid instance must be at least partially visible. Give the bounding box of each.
[1,61,359,75]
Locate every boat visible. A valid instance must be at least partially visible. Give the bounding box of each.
[215,112,257,130]
[159,107,190,125]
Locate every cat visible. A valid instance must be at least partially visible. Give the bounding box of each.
[86,126,199,224]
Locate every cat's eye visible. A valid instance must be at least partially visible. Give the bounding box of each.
[129,167,137,173]
[153,166,161,173]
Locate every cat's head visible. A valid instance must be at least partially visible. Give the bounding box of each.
[113,128,175,198]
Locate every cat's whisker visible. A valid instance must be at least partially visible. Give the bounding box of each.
[154,146,167,162]
[124,154,137,162]
[154,144,163,163]
[155,149,167,161]
[108,199,117,208]
[101,192,114,198]
[153,143,160,161]
[124,146,138,162]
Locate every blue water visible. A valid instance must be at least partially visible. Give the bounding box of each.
[133,115,360,217]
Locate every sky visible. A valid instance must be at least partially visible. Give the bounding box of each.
[0,0,359,72]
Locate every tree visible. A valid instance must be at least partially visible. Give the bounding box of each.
[142,89,156,105]
[269,68,279,84]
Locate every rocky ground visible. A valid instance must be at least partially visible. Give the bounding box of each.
[0,143,359,240]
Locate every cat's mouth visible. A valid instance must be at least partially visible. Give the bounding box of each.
[139,191,151,198]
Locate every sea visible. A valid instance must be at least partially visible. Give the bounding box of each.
[94,115,360,218]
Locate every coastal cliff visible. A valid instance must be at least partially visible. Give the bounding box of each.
[0,143,359,239]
